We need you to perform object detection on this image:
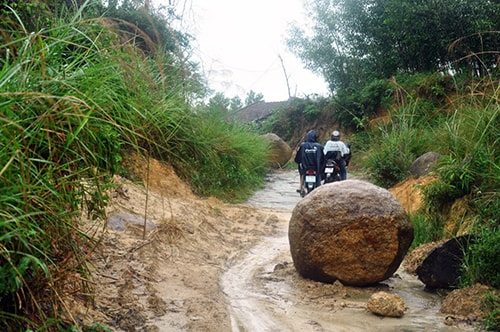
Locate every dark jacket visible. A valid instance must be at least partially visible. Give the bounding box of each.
[294,130,325,178]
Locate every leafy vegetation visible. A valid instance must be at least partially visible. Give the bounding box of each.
[461,225,500,289]
[287,0,500,93]
[483,292,500,331]
[0,1,270,330]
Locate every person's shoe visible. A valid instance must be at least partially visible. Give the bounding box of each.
[296,189,302,193]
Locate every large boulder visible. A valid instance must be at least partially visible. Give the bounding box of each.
[409,152,441,178]
[288,180,414,286]
[415,235,476,289]
[261,133,292,168]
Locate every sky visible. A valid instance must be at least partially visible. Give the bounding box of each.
[168,0,330,102]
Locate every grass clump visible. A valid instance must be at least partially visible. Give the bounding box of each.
[168,109,270,202]
[483,292,500,331]
[461,224,500,289]
[409,212,444,250]
[362,100,436,188]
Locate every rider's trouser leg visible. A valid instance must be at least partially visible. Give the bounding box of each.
[340,160,347,180]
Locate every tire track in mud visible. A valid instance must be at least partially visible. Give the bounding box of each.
[221,234,291,331]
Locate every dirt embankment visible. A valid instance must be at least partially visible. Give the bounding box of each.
[71,157,287,331]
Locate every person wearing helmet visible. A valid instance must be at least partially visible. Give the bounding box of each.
[323,130,350,180]
[294,129,325,193]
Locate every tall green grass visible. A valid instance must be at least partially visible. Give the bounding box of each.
[172,109,269,202]
[409,212,444,250]
[424,84,499,219]
[363,99,438,188]
[0,5,269,330]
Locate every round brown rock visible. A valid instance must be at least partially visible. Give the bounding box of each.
[261,133,292,168]
[288,179,413,286]
[367,291,406,317]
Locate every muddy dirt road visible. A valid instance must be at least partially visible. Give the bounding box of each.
[221,170,476,332]
[87,162,483,332]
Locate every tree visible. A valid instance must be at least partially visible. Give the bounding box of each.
[207,92,230,114]
[205,90,263,114]
[228,96,243,113]
[287,0,500,93]
[244,90,264,106]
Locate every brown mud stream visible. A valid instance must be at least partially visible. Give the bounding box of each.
[221,170,476,332]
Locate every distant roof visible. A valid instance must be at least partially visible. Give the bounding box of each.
[228,100,289,123]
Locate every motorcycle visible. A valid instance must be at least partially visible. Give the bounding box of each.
[323,159,342,183]
[301,169,319,197]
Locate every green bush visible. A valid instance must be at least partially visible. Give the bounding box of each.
[460,225,500,331]
[304,103,321,121]
[332,79,393,130]
[366,143,411,188]
[393,72,456,103]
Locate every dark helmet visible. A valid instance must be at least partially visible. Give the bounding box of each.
[306,130,318,142]
[331,130,340,141]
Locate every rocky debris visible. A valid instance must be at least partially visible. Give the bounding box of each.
[409,151,441,178]
[288,179,414,286]
[416,234,476,289]
[441,283,497,322]
[261,133,292,168]
[403,241,444,274]
[367,291,406,317]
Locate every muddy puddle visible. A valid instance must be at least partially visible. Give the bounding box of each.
[221,169,476,332]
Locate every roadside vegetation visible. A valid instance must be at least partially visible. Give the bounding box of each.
[0,0,498,330]
[0,1,268,330]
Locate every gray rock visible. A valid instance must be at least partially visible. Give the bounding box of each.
[107,211,156,231]
[288,180,413,286]
[409,152,441,178]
